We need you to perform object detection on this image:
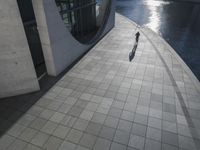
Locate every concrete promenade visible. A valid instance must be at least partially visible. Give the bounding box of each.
[0,14,200,150]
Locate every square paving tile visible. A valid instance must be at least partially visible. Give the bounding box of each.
[148,117,162,129]
[76,145,90,150]
[43,136,63,150]
[93,138,111,150]
[134,113,148,125]
[29,118,47,130]
[161,143,178,150]
[85,102,99,111]
[52,125,70,139]
[86,122,102,135]
[19,127,37,142]
[104,116,119,128]
[108,107,122,118]
[146,127,161,141]
[0,135,15,150]
[80,110,94,121]
[73,119,89,131]
[99,126,116,140]
[131,123,147,137]
[117,119,132,132]
[145,139,161,150]
[31,132,50,147]
[40,121,58,134]
[39,109,55,120]
[61,115,77,127]
[66,129,83,143]
[178,135,197,150]
[162,131,178,146]
[121,110,135,122]
[80,133,97,149]
[50,112,65,123]
[110,142,127,150]
[68,106,84,117]
[128,134,145,150]
[91,112,106,124]
[6,139,27,150]
[114,129,130,145]
[24,144,42,150]
[162,120,177,133]
[7,124,26,137]
[58,141,76,150]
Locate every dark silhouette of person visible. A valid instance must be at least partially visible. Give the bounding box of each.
[135,32,140,43]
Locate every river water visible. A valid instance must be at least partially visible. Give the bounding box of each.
[116,0,200,81]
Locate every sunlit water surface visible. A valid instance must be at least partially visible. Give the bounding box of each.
[116,0,200,81]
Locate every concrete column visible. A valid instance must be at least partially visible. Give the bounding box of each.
[32,0,57,76]
[0,0,40,98]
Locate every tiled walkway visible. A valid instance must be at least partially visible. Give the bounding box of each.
[1,14,200,150]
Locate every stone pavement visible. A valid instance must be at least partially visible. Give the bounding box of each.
[0,14,200,150]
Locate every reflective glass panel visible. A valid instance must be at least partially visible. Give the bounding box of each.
[55,0,111,44]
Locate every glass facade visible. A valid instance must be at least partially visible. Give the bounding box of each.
[55,0,111,43]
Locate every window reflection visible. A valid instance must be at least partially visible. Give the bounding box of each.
[55,0,110,44]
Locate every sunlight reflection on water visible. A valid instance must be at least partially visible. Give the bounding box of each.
[116,0,200,81]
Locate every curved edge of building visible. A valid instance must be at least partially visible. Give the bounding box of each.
[33,0,115,76]
[0,0,116,98]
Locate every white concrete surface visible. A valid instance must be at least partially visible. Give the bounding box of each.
[32,0,57,76]
[0,0,39,98]
[33,0,115,76]
[1,13,200,150]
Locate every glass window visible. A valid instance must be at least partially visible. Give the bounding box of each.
[55,0,111,44]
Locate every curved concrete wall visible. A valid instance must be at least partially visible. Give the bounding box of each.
[32,0,115,76]
[0,0,115,98]
[0,0,39,98]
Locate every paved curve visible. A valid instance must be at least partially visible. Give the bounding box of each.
[0,13,200,150]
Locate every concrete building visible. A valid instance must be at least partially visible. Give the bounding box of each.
[0,0,115,98]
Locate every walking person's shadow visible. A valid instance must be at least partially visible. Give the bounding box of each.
[129,31,140,62]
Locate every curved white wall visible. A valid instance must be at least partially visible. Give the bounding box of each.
[33,0,115,76]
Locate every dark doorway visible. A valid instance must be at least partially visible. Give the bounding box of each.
[17,0,46,78]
